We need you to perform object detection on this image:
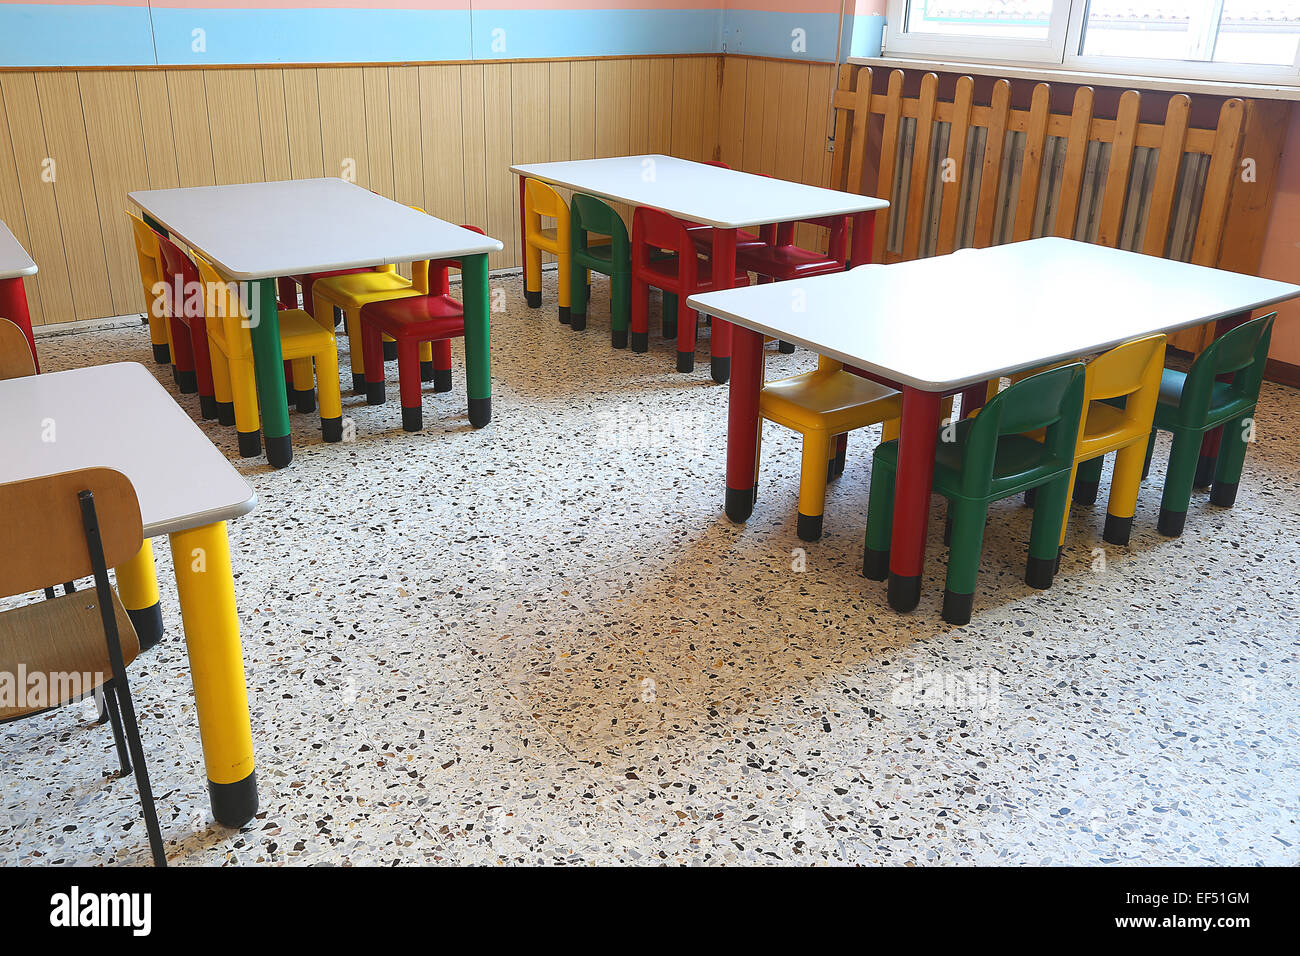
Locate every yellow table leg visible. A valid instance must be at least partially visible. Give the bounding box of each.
[169,521,258,827]
[115,539,164,651]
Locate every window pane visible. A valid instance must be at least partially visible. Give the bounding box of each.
[1214,1,1300,65]
[904,0,1053,41]
[1081,0,1300,66]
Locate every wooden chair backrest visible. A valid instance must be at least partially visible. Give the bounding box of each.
[0,318,36,380]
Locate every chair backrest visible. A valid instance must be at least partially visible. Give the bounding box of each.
[525,178,567,222]
[0,318,36,380]
[571,194,629,260]
[1177,313,1276,426]
[155,234,204,324]
[1082,332,1166,437]
[0,468,143,600]
[632,205,697,282]
[127,212,167,319]
[193,255,253,360]
[961,363,1086,497]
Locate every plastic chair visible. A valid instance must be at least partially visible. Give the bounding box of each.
[156,235,218,418]
[358,227,484,432]
[1056,334,1166,550]
[126,212,173,367]
[864,364,1086,625]
[523,178,608,326]
[569,194,632,347]
[758,354,901,541]
[1143,313,1275,538]
[195,256,344,457]
[739,216,850,283]
[630,206,749,373]
[0,467,167,865]
[0,317,36,380]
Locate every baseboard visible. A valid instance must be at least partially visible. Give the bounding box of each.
[1266,358,1300,389]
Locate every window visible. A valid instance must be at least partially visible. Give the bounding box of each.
[882,0,1300,85]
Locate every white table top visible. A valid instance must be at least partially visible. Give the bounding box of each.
[0,363,256,537]
[510,155,889,229]
[129,178,503,281]
[0,220,37,281]
[689,238,1300,391]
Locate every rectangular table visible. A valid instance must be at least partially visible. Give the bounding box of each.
[129,178,503,467]
[0,220,38,370]
[510,155,889,382]
[0,362,260,826]
[689,237,1300,612]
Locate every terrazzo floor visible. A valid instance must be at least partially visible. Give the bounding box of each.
[2,269,1298,866]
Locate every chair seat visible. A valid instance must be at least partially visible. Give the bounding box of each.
[278,308,337,359]
[362,294,465,339]
[761,369,900,433]
[0,590,138,721]
[637,254,749,291]
[314,272,418,309]
[1074,401,1142,460]
[738,244,843,280]
[1155,368,1255,429]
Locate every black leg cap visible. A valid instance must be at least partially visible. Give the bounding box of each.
[366,382,386,406]
[176,369,198,394]
[630,331,648,353]
[469,396,491,428]
[676,350,695,373]
[295,388,316,414]
[888,574,922,612]
[797,512,824,542]
[266,434,293,469]
[941,589,974,625]
[401,406,422,432]
[1025,555,1055,590]
[862,547,890,580]
[216,401,235,427]
[612,329,628,350]
[209,771,258,829]
[383,340,398,361]
[778,340,796,354]
[127,603,165,652]
[526,290,542,309]
[152,343,170,364]
[1157,508,1187,538]
[1073,480,1099,505]
[558,306,571,325]
[352,372,366,395]
[1194,454,1217,489]
[322,416,343,443]
[663,320,678,340]
[434,368,453,393]
[1102,513,1133,546]
[725,486,754,523]
[711,356,731,384]
[199,394,219,420]
[237,429,262,459]
[1210,481,1238,508]
[420,360,434,383]
[571,312,587,331]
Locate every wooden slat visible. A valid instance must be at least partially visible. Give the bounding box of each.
[716,56,747,170]
[317,67,369,188]
[1053,86,1095,240]
[204,70,263,186]
[871,69,904,263]
[458,64,488,250]
[570,59,597,161]
[845,66,873,195]
[1190,98,1245,267]
[901,73,939,261]
[481,63,513,270]
[0,78,44,325]
[646,59,673,155]
[283,68,324,181]
[509,61,547,254]
[596,59,631,160]
[700,55,722,164]
[1217,98,1290,275]
[134,71,179,190]
[363,67,395,200]
[827,63,857,193]
[773,63,809,185]
[421,64,466,223]
[1096,90,1141,248]
[255,70,292,183]
[166,70,215,187]
[1011,83,1050,243]
[936,74,973,256]
[628,58,652,157]
[1140,93,1190,257]
[387,66,422,208]
[669,57,706,161]
[740,58,767,172]
[973,79,1011,249]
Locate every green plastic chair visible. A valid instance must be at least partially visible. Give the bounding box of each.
[864,363,1087,625]
[569,194,631,348]
[1143,312,1275,538]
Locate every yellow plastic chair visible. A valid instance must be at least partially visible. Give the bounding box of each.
[523,178,606,325]
[126,212,173,366]
[0,317,36,380]
[1058,333,1166,549]
[195,256,344,458]
[757,355,903,542]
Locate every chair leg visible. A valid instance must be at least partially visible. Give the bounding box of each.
[834,433,848,477]
[1104,441,1146,545]
[862,451,897,580]
[943,498,989,625]
[630,276,649,352]
[396,338,423,432]
[419,340,435,382]
[207,335,235,427]
[570,256,590,332]
[1210,413,1253,508]
[100,683,132,777]
[107,674,167,866]
[432,339,453,393]
[1142,428,1158,480]
[230,356,262,458]
[1072,453,1104,505]
[362,322,387,406]
[663,291,679,342]
[291,357,316,413]
[1158,427,1202,537]
[675,293,698,373]
[1028,477,1069,589]
[610,270,630,349]
[316,345,344,443]
[525,236,542,309]
[797,430,831,542]
[557,248,572,325]
[168,315,197,393]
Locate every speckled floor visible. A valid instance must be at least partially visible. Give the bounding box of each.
[3,269,1298,866]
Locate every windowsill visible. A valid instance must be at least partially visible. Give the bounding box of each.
[847,55,1300,102]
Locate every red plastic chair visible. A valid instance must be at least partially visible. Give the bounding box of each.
[156,236,218,420]
[630,206,749,373]
[739,216,850,282]
[358,226,485,432]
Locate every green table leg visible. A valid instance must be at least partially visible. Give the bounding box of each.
[246,277,292,467]
[462,253,492,428]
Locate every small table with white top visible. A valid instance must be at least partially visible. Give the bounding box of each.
[510,155,889,382]
[129,178,503,468]
[1,362,260,826]
[689,238,1300,614]
[0,220,38,370]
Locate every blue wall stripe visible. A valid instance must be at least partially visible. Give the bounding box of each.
[469,9,722,60]
[0,5,157,68]
[721,10,851,62]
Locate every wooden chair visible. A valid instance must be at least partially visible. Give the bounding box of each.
[0,317,37,380]
[0,467,167,866]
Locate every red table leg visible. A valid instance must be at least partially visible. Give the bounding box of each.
[849,210,876,268]
[0,276,37,371]
[709,226,738,384]
[959,382,987,417]
[888,385,943,612]
[725,323,765,522]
